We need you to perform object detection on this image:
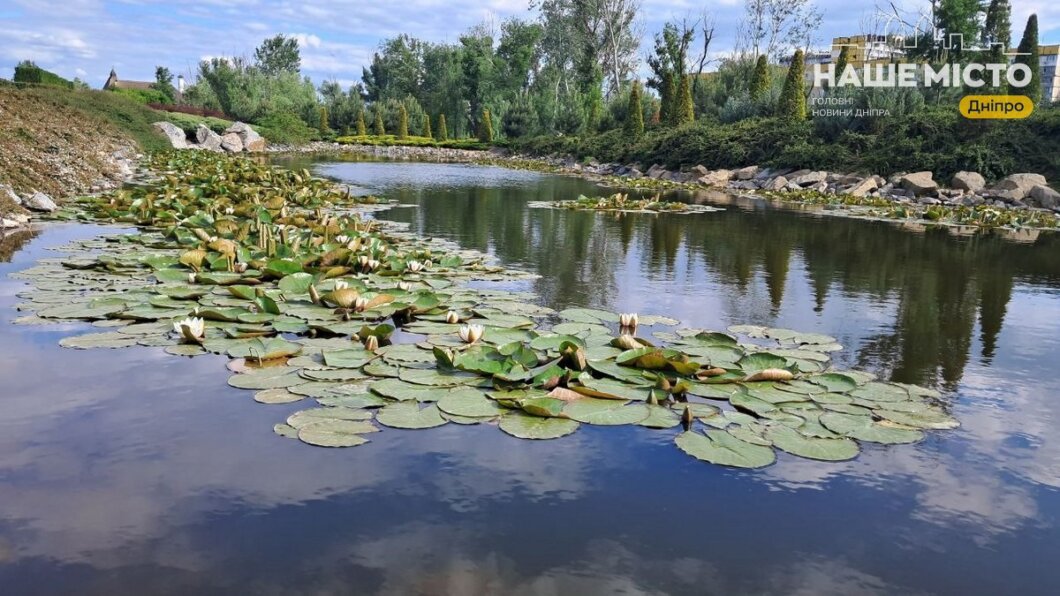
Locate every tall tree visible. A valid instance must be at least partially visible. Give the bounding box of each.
[397,104,409,138]
[356,111,367,136]
[740,0,822,61]
[1013,14,1041,103]
[374,110,386,135]
[750,54,770,101]
[624,80,644,138]
[647,21,694,127]
[982,0,1012,63]
[478,108,494,142]
[437,113,448,141]
[777,49,806,120]
[675,74,694,125]
[423,113,433,138]
[834,46,850,82]
[254,34,301,75]
[152,66,176,102]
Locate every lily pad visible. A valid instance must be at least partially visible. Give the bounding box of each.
[297,420,375,448]
[675,430,776,468]
[376,402,448,429]
[764,425,859,461]
[499,412,580,440]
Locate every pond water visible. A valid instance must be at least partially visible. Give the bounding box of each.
[2,157,1060,594]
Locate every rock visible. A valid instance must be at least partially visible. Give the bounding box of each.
[647,164,668,179]
[899,171,938,196]
[195,124,223,151]
[784,181,803,191]
[807,181,829,192]
[690,164,710,176]
[730,180,758,190]
[843,177,878,197]
[24,191,57,212]
[220,133,244,153]
[951,171,985,192]
[697,169,731,187]
[1,184,20,205]
[986,173,1048,201]
[1027,185,1060,210]
[792,170,828,186]
[734,165,760,180]
[152,121,188,149]
[626,167,643,179]
[224,122,266,151]
[762,176,788,191]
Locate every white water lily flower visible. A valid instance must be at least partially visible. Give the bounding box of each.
[173,316,205,340]
[445,311,460,324]
[224,207,235,215]
[358,255,370,268]
[366,259,381,271]
[187,273,197,284]
[619,313,639,329]
[364,335,379,352]
[354,296,369,312]
[459,324,484,344]
[406,260,423,273]
[336,234,350,244]
[233,262,248,273]
[334,280,349,290]
[397,281,413,292]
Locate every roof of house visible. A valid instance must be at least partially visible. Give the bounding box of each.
[103,69,154,91]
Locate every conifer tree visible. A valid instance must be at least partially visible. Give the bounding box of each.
[777,50,807,121]
[318,107,329,134]
[675,74,694,125]
[423,113,432,138]
[750,54,770,101]
[437,114,448,141]
[397,105,409,139]
[625,81,644,138]
[356,111,367,136]
[373,110,385,136]
[659,71,676,125]
[834,46,850,85]
[1014,14,1041,103]
[477,108,493,143]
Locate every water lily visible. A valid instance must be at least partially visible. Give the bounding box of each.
[397,281,412,292]
[354,296,369,312]
[187,273,197,284]
[363,335,379,352]
[224,207,235,215]
[619,312,638,332]
[233,262,248,273]
[173,316,205,343]
[459,324,484,344]
[336,234,350,245]
[406,260,424,273]
[366,259,381,272]
[445,310,461,324]
[334,280,349,290]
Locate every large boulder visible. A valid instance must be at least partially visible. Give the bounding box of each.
[899,171,938,196]
[791,170,828,186]
[24,191,57,212]
[762,175,788,191]
[225,122,266,152]
[153,121,188,149]
[195,124,223,151]
[697,169,732,187]
[951,171,986,192]
[1,184,20,206]
[1027,185,1060,210]
[689,164,710,177]
[843,177,878,197]
[220,133,244,153]
[734,165,760,180]
[987,173,1048,201]
[646,164,668,179]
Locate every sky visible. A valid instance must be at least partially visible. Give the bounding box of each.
[1,0,1057,91]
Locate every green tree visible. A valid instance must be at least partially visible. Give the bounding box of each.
[397,104,409,138]
[983,0,1012,62]
[647,21,694,127]
[477,108,493,142]
[750,54,770,101]
[833,46,850,84]
[777,49,806,121]
[625,81,644,138]
[374,109,386,135]
[437,113,448,141]
[319,106,329,134]
[676,74,694,125]
[356,110,367,136]
[255,34,301,75]
[1013,14,1041,103]
[152,66,176,103]
[423,113,432,138]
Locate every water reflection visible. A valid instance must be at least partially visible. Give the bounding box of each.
[1,160,1059,594]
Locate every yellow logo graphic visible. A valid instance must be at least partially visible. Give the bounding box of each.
[959,95,1034,119]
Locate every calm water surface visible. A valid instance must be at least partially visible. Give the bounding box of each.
[1,158,1059,595]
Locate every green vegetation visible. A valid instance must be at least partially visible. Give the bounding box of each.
[356,111,367,136]
[534,193,715,213]
[159,111,234,136]
[334,135,487,151]
[110,87,170,105]
[625,82,644,138]
[373,110,385,135]
[437,114,448,141]
[477,108,493,143]
[422,113,432,139]
[1014,14,1041,102]
[254,111,318,145]
[777,50,806,121]
[750,55,769,101]
[397,104,409,139]
[13,60,73,88]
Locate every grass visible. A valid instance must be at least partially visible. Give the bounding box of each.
[158,111,234,136]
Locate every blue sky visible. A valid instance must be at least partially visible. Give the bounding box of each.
[1,0,1057,90]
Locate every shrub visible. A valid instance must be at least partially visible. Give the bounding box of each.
[334,134,487,150]
[397,104,409,139]
[373,110,385,135]
[12,61,73,88]
[356,111,367,136]
[109,87,171,105]
[777,50,806,121]
[676,75,694,125]
[254,111,317,145]
[437,114,448,141]
[423,113,432,138]
[625,82,644,138]
[478,108,493,143]
[749,55,769,102]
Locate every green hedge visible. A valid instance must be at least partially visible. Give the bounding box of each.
[110,87,170,105]
[13,63,73,88]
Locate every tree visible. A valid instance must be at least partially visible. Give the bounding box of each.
[319,106,329,134]
[356,111,367,135]
[624,80,644,138]
[750,54,770,101]
[152,66,176,103]
[477,108,493,142]
[676,74,694,125]
[777,49,806,120]
[423,113,432,138]
[254,34,301,75]
[647,21,694,127]
[982,0,1012,62]
[374,110,386,135]
[1014,14,1041,103]
[437,113,448,141]
[739,0,822,61]
[834,46,850,85]
[397,104,409,138]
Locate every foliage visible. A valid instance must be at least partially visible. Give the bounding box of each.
[356,111,367,136]
[625,81,644,138]
[334,134,487,151]
[110,87,171,105]
[437,113,448,141]
[397,104,409,139]
[254,111,318,145]
[153,66,176,103]
[159,111,234,136]
[750,55,769,102]
[676,75,694,126]
[13,61,73,88]
[478,108,494,143]
[422,113,432,139]
[777,50,806,121]
[1014,14,1041,103]
[318,106,329,135]
[254,34,302,76]
[374,110,385,135]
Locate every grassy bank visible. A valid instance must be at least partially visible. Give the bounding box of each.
[510,106,1060,184]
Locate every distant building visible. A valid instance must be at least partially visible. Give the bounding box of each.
[779,50,832,67]
[1009,44,1059,103]
[831,35,906,66]
[102,69,153,91]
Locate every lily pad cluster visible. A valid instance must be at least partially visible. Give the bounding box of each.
[12,151,958,468]
[530,193,722,214]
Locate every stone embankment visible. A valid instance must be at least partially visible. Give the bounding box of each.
[270,141,493,162]
[153,121,267,153]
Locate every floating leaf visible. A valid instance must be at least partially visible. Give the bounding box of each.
[376,402,448,429]
[437,390,505,417]
[499,412,579,439]
[298,420,375,448]
[675,431,776,468]
[764,425,859,461]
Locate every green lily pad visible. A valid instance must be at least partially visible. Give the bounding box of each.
[499,412,579,439]
[764,425,859,461]
[376,402,448,429]
[437,390,505,417]
[287,407,375,429]
[297,419,375,448]
[675,430,776,468]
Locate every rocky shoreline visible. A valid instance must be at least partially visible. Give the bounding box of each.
[268,142,1060,216]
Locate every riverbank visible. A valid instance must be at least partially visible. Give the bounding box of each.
[271,142,1060,231]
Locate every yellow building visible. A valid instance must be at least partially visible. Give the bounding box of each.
[1036,45,1059,103]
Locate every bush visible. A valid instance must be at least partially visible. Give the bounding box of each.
[13,61,73,88]
[110,87,170,105]
[254,111,318,145]
[334,134,487,151]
